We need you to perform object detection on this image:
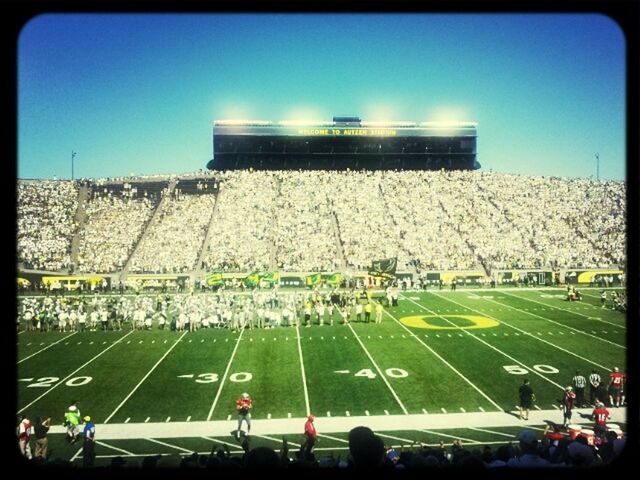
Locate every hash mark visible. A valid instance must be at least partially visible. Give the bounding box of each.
[124,418,130,423]
[441,408,447,413]
[422,409,428,414]
[365,410,370,416]
[145,417,150,423]
[187,416,191,421]
[346,411,351,417]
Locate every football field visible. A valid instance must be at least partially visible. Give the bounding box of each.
[17,287,627,465]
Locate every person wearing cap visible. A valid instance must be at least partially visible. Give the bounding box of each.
[300,414,317,460]
[562,386,576,427]
[82,415,96,468]
[236,393,252,438]
[64,400,81,444]
[506,430,550,467]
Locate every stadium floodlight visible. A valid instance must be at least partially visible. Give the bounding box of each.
[215,119,273,126]
[278,120,334,126]
[360,121,417,127]
[420,121,478,127]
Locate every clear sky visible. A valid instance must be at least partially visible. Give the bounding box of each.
[18,13,625,180]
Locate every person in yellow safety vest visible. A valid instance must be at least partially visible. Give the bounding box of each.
[364,302,372,323]
[375,302,383,324]
[64,401,81,444]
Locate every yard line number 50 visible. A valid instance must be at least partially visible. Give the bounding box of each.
[503,365,559,375]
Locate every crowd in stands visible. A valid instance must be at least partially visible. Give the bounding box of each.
[274,171,341,271]
[17,181,78,271]
[129,192,215,273]
[202,170,276,272]
[18,170,626,275]
[75,191,155,273]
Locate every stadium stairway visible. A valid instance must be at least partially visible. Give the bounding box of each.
[195,188,222,274]
[330,210,347,271]
[119,180,177,280]
[69,183,90,270]
[378,180,415,273]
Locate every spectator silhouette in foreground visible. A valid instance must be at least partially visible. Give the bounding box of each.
[348,426,390,469]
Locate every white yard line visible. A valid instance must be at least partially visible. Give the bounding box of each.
[417,428,478,443]
[17,331,78,364]
[377,432,415,444]
[256,434,301,448]
[318,433,349,443]
[504,290,627,330]
[346,323,408,415]
[207,328,245,421]
[96,440,135,456]
[18,329,136,413]
[295,325,311,416]
[486,296,625,349]
[468,426,516,438]
[70,446,84,462]
[146,437,192,453]
[404,294,565,390]
[384,308,502,411]
[202,436,243,449]
[429,292,613,371]
[104,331,188,423]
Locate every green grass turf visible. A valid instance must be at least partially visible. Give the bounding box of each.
[17,288,627,463]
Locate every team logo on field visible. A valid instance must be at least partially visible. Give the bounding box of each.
[400,315,500,330]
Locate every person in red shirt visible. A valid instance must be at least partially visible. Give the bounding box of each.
[592,401,611,446]
[561,386,576,427]
[609,367,623,407]
[16,414,32,459]
[543,421,566,448]
[592,402,610,429]
[301,414,317,460]
[235,393,252,439]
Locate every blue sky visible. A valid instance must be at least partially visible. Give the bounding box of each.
[18,13,625,180]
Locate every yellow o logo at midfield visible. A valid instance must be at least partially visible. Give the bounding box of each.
[400,315,499,330]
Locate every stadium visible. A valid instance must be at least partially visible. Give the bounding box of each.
[16,116,628,468]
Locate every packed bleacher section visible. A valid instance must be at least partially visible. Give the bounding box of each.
[17,180,78,271]
[202,170,277,272]
[75,183,159,273]
[274,171,341,271]
[128,191,216,273]
[17,170,626,274]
